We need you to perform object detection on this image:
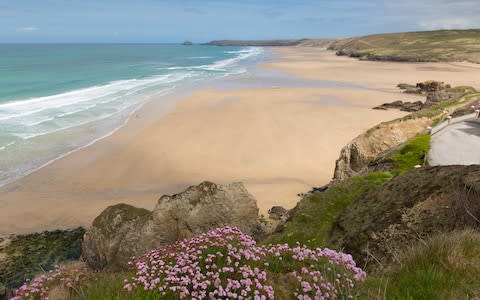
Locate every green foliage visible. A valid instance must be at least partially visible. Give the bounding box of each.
[69,272,167,300]
[263,172,393,248]
[0,227,85,288]
[390,134,431,175]
[362,230,480,300]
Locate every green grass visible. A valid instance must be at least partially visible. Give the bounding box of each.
[327,29,480,63]
[68,272,172,300]
[0,228,85,288]
[390,134,431,175]
[263,172,394,248]
[361,230,480,300]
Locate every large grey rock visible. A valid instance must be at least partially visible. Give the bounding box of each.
[333,117,431,180]
[82,182,265,271]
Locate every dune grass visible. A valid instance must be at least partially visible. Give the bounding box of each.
[362,230,480,300]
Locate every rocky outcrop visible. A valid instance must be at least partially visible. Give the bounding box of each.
[373,100,424,112]
[333,117,432,181]
[329,165,480,270]
[424,86,475,107]
[82,182,265,271]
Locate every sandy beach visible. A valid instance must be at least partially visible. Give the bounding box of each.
[2,47,480,235]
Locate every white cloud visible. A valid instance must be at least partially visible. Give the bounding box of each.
[419,18,476,30]
[382,0,480,31]
[16,26,39,32]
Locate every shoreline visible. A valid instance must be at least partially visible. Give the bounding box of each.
[2,47,480,235]
[0,46,266,189]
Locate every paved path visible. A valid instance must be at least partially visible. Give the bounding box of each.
[429,119,480,166]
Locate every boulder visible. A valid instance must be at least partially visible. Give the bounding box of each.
[268,206,288,220]
[82,182,265,271]
[416,80,448,92]
[333,117,431,180]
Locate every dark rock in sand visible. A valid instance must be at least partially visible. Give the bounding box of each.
[373,100,423,112]
[397,83,416,90]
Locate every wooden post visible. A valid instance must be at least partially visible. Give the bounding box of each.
[476,109,480,119]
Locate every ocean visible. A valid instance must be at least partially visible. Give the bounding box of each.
[0,44,265,187]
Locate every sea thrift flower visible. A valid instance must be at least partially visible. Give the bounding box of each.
[125,226,366,299]
[12,265,88,300]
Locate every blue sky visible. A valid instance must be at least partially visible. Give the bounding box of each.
[1,0,479,43]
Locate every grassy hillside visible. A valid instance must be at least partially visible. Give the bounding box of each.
[325,29,480,63]
[363,230,480,300]
[265,132,431,249]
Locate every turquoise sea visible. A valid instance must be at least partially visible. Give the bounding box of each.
[0,44,265,186]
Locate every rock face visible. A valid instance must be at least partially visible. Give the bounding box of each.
[333,117,432,181]
[425,88,475,107]
[82,182,265,271]
[329,165,480,270]
[416,80,450,92]
[373,100,424,112]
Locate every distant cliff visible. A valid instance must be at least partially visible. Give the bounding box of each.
[204,39,309,46]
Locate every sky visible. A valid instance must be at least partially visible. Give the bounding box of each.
[1,0,479,43]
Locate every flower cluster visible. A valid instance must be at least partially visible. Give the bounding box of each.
[125,227,366,299]
[11,265,87,300]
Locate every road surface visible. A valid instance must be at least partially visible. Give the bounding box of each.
[429,119,480,166]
